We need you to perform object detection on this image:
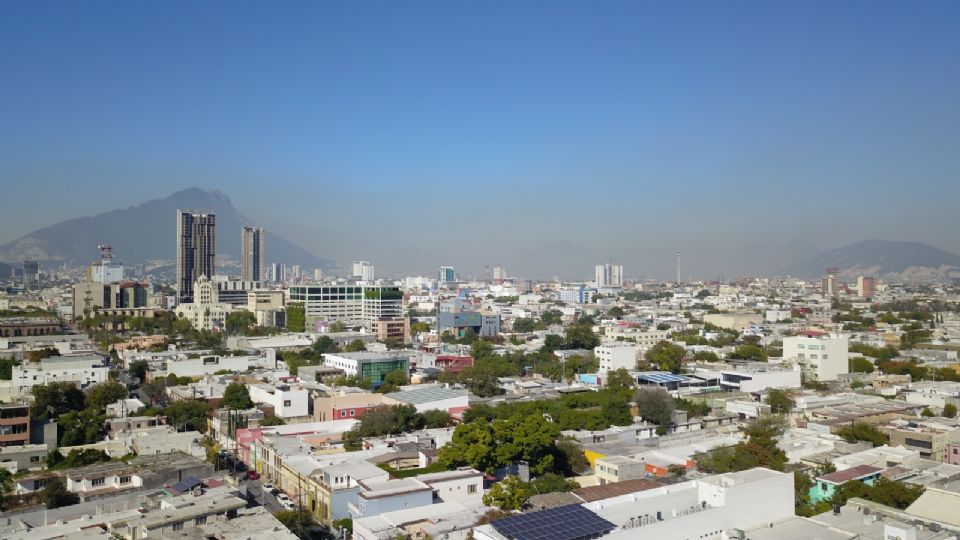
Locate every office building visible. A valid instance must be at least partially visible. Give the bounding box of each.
[558,285,597,304]
[595,344,638,373]
[323,352,411,385]
[492,265,507,283]
[176,210,216,304]
[22,260,39,289]
[595,262,624,288]
[438,310,500,338]
[438,266,456,285]
[352,261,375,281]
[88,245,124,283]
[857,275,877,298]
[821,271,838,297]
[288,285,405,330]
[241,226,265,282]
[783,332,849,382]
[73,281,150,320]
[270,262,286,283]
[175,275,234,331]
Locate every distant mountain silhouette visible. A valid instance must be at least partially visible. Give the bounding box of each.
[781,239,960,281]
[0,188,330,269]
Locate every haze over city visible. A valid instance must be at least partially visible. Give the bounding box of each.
[2,1,960,278]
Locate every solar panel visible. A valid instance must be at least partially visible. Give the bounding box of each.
[491,504,616,540]
[171,476,201,493]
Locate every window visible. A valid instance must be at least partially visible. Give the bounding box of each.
[468,484,477,494]
[195,516,207,525]
[172,522,184,531]
[30,455,41,463]
[120,475,131,484]
[91,477,105,487]
[284,400,292,406]
[349,409,355,417]
[340,410,347,418]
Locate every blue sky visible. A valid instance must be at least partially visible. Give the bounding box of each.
[1,1,959,278]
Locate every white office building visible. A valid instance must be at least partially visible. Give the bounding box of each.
[783,333,849,382]
[595,344,638,373]
[595,263,624,288]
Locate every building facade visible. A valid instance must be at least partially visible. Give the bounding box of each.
[176,210,216,304]
[241,226,265,282]
[783,333,849,382]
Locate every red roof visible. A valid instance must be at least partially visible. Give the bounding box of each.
[818,464,882,484]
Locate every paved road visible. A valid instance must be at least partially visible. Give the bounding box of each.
[244,479,285,513]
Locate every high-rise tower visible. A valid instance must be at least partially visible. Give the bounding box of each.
[177,210,216,304]
[241,226,265,282]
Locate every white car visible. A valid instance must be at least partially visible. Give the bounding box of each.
[276,493,291,503]
[261,482,276,494]
[280,498,297,510]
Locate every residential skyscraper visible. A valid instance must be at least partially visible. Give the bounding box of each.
[857,275,878,298]
[241,226,265,282]
[176,210,216,304]
[594,262,623,288]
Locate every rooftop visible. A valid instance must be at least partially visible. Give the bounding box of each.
[818,464,883,485]
[386,385,468,405]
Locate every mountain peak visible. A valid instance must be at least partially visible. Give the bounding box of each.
[0,189,329,268]
[781,239,960,281]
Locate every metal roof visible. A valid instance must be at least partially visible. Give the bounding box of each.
[635,372,690,384]
[386,386,467,405]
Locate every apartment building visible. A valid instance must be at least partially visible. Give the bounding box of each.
[11,354,109,395]
[0,403,31,447]
[783,333,849,382]
[881,418,960,462]
[288,285,405,331]
[595,344,638,373]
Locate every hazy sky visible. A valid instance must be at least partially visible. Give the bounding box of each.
[2,1,959,279]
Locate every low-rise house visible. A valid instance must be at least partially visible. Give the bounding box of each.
[809,464,882,503]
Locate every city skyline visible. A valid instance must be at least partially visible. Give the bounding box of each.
[1,1,959,279]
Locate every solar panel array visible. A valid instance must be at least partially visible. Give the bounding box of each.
[492,504,616,540]
[171,476,201,493]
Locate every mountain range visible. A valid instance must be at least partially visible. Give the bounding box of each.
[0,188,330,269]
[780,239,960,281]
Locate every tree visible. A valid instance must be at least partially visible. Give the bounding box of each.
[605,368,634,394]
[729,344,768,362]
[668,464,687,477]
[512,318,536,333]
[836,422,888,447]
[540,334,565,354]
[312,336,341,355]
[259,415,285,426]
[634,388,675,428]
[58,409,107,446]
[645,341,686,374]
[330,321,347,333]
[483,475,529,510]
[565,323,599,350]
[765,388,794,414]
[286,302,305,332]
[922,407,935,417]
[943,403,957,418]
[40,478,79,509]
[345,339,367,352]
[375,369,409,393]
[275,510,318,540]
[47,448,111,470]
[31,382,85,420]
[0,358,19,380]
[86,380,128,413]
[421,409,454,428]
[225,310,257,335]
[0,468,12,510]
[849,357,875,373]
[222,383,254,410]
[692,350,720,363]
[529,473,578,494]
[128,360,148,384]
[557,438,588,475]
[607,306,625,318]
[165,399,212,432]
[141,379,168,407]
[410,321,431,337]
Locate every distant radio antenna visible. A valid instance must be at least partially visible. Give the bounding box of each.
[676,253,681,284]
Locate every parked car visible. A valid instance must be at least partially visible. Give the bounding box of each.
[277,493,291,503]
[280,498,297,510]
[246,470,260,480]
[261,482,276,494]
